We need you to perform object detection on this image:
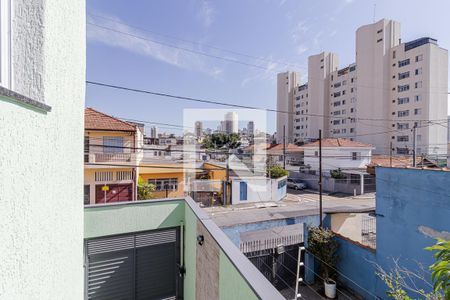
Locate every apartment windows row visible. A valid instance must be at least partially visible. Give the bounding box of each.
[397,108,422,117]
[397,54,423,68]
[395,95,422,104]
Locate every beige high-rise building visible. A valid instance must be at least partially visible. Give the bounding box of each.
[278,19,448,156]
[276,71,299,143]
[224,111,239,134]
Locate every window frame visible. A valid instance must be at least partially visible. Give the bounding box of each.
[0,0,12,89]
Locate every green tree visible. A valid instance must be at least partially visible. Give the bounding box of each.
[267,165,288,178]
[202,133,241,150]
[137,176,155,200]
[376,239,449,300]
[426,239,450,300]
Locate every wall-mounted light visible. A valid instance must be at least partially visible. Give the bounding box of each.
[197,235,204,245]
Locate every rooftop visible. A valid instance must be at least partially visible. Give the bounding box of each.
[85,107,136,132]
[302,138,373,149]
[404,37,438,51]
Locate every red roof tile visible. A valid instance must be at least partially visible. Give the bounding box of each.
[267,143,303,153]
[85,108,136,132]
[301,138,373,148]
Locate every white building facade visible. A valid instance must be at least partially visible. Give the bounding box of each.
[0,0,85,298]
[302,139,373,172]
[278,19,448,156]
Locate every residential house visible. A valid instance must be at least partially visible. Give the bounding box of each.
[139,163,190,199]
[266,143,304,166]
[301,138,374,171]
[84,108,143,204]
[0,0,85,297]
[84,197,284,299]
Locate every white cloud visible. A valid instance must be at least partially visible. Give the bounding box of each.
[296,45,308,55]
[241,61,279,87]
[87,14,223,77]
[197,0,215,28]
[291,20,309,43]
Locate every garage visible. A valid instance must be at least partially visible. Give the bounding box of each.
[95,184,133,203]
[85,228,181,299]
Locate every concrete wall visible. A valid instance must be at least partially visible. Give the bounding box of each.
[221,215,319,247]
[0,1,85,298]
[231,176,287,204]
[334,167,450,298]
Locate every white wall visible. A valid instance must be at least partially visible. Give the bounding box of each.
[231,176,287,205]
[303,147,372,171]
[0,0,85,298]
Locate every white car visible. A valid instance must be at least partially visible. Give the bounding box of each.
[287,178,306,190]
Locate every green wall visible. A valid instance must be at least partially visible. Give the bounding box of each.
[85,200,185,239]
[84,199,275,300]
[183,205,197,300]
[219,251,259,300]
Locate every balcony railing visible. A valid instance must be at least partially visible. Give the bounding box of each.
[85,152,137,165]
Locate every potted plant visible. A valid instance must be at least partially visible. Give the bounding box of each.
[308,226,339,298]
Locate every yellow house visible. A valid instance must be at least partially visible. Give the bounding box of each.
[139,164,189,199]
[84,108,143,204]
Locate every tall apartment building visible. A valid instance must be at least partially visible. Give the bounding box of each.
[277,19,448,156]
[224,111,239,134]
[195,121,203,137]
[276,71,299,143]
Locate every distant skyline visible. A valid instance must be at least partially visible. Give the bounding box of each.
[86,0,450,135]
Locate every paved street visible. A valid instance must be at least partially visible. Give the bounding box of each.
[206,189,375,227]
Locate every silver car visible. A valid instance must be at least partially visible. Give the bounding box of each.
[287,178,306,190]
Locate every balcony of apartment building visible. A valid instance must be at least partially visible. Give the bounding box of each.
[84,197,284,300]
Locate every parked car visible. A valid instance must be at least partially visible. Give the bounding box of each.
[287,178,306,190]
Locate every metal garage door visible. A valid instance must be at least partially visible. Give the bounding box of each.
[85,228,180,299]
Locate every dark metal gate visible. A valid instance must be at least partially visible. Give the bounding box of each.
[244,245,304,290]
[85,228,181,299]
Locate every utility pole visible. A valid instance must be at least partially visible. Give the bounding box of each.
[319,130,323,229]
[389,141,393,168]
[283,125,286,169]
[225,150,230,205]
[412,125,417,167]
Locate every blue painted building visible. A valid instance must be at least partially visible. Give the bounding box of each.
[335,167,450,299]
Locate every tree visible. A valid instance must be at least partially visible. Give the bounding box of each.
[426,239,450,300]
[376,239,449,300]
[137,176,155,200]
[267,165,288,178]
[307,226,339,281]
[202,133,241,150]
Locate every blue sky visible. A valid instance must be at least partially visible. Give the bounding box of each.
[86,0,450,135]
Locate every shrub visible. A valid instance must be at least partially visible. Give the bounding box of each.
[307,226,339,281]
[267,165,288,178]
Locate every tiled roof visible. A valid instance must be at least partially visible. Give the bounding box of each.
[368,155,438,168]
[267,143,303,153]
[243,143,273,152]
[302,138,373,148]
[85,108,136,132]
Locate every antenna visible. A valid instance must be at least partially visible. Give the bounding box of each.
[373,3,376,23]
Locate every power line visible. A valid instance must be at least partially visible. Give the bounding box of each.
[88,13,303,70]
[88,22,280,72]
[87,80,450,123]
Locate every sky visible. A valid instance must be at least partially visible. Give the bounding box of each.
[86,0,450,135]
